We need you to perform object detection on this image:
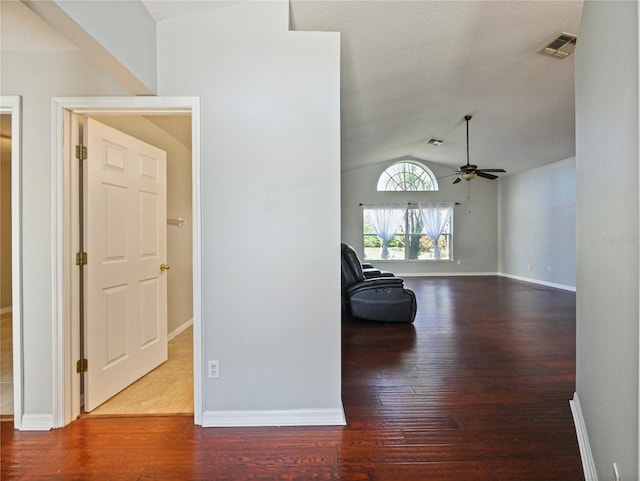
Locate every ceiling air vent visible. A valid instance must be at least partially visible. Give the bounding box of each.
[540,32,577,58]
[427,138,444,146]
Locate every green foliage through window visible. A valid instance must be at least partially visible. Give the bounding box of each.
[363,207,452,261]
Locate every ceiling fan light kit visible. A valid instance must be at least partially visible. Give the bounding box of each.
[453,114,506,184]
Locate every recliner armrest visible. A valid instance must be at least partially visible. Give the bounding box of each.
[363,268,395,279]
[363,268,382,278]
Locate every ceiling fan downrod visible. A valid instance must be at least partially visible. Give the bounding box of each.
[452,114,505,184]
[458,114,476,181]
[465,114,472,167]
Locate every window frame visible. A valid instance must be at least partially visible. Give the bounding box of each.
[377,160,439,192]
[362,205,454,262]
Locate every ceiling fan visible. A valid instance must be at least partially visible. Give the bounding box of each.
[452,115,506,184]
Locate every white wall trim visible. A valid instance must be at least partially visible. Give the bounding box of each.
[372,272,576,292]
[202,408,347,427]
[398,272,577,292]
[1,96,23,430]
[168,318,193,341]
[20,414,54,431]
[0,307,12,315]
[397,271,499,278]
[570,393,599,481]
[498,272,576,292]
[637,5,640,476]
[50,96,202,428]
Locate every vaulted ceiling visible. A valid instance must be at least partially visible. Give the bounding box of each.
[145,0,584,176]
[6,0,584,176]
[288,1,583,176]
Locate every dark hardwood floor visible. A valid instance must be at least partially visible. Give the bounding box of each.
[1,276,583,480]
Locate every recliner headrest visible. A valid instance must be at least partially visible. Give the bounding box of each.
[341,243,366,285]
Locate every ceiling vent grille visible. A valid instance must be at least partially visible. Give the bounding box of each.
[540,33,577,58]
[427,138,444,146]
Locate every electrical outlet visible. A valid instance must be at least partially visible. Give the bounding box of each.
[613,462,620,481]
[456,259,462,265]
[208,360,219,379]
[528,264,534,272]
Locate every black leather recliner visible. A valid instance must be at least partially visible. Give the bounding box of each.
[341,243,417,323]
[361,262,394,279]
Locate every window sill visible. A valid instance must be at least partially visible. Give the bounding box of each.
[366,259,454,263]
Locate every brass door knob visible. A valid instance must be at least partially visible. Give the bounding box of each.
[160,263,170,271]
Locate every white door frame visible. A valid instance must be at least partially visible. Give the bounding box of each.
[1,96,23,429]
[51,97,202,427]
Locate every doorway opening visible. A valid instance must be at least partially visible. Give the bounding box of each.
[80,114,192,416]
[1,113,13,418]
[1,96,22,429]
[52,97,202,428]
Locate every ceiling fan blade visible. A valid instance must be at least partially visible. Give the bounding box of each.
[476,171,499,180]
[452,177,462,184]
[476,168,506,173]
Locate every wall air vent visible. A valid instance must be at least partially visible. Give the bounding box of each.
[427,138,444,146]
[540,32,577,59]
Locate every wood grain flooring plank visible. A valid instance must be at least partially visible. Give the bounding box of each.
[373,458,583,481]
[1,277,583,480]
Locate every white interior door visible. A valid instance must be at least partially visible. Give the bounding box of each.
[83,117,168,412]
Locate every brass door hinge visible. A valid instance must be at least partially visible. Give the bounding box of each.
[75,145,87,161]
[76,252,87,266]
[76,359,88,373]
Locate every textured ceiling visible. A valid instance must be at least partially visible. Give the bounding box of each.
[289,1,583,175]
[143,0,583,176]
[7,0,584,176]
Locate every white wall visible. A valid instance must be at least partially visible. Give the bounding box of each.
[575,2,639,480]
[157,1,343,421]
[23,0,157,94]
[0,50,132,418]
[2,0,341,428]
[498,158,576,290]
[92,116,193,336]
[341,158,499,275]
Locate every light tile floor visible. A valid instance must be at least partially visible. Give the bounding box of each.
[1,313,193,418]
[0,311,13,416]
[87,326,193,416]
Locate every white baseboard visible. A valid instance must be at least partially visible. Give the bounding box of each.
[202,407,347,427]
[397,271,498,278]
[19,414,54,431]
[570,393,598,481]
[498,272,576,292]
[0,306,12,315]
[397,272,576,292]
[168,318,193,341]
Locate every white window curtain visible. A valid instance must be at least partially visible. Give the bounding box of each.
[418,202,454,260]
[366,206,406,259]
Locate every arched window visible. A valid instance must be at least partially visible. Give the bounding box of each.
[377,160,438,191]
